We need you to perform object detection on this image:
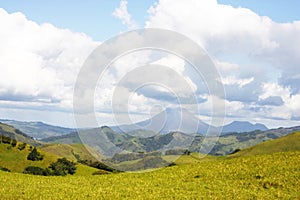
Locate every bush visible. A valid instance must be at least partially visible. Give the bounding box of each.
[49,158,76,176]
[18,143,27,151]
[0,167,10,172]
[11,139,17,147]
[27,147,44,161]
[2,135,11,144]
[23,166,51,176]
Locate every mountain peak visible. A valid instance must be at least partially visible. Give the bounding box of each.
[112,107,210,134]
[222,121,268,133]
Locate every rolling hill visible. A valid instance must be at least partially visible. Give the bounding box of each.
[39,143,104,162]
[0,119,74,139]
[0,138,97,175]
[230,131,300,157]
[42,125,300,156]
[0,150,299,199]
[0,122,39,146]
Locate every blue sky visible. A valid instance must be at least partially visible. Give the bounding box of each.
[1,0,299,41]
[0,0,299,128]
[0,0,155,40]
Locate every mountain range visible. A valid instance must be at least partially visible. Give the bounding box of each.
[1,108,268,139]
[111,108,268,134]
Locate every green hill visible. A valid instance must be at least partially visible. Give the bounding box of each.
[0,141,57,172]
[0,151,299,199]
[42,125,300,156]
[0,140,97,175]
[230,131,300,157]
[0,122,39,146]
[39,143,104,162]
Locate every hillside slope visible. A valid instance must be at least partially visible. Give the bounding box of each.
[0,119,74,139]
[0,142,57,172]
[39,143,104,162]
[0,122,39,146]
[0,151,299,199]
[0,141,97,175]
[230,131,300,157]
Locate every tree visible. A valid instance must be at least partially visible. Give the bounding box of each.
[27,147,44,161]
[49,158,76,176]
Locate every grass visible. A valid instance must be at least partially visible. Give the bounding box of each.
[0,142,57,172]
[230,131,300,157]
[0,123,38,145]
[0,142,97,175]
[1,131,300,199]
[0,151,299,199]
[39,143,103,162]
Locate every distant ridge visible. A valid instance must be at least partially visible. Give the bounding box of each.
[0,119,75,139]
[0,122,39,146]
[221,121,268,134]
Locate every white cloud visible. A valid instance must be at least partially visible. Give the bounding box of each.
[222,76,254,88]
[1,0,300,128]
[113,0,138,29]
[0,8,99,126]
[145,0,300,126]
[146,0,300,84]
[259,83,290,101]
[146,0,276,53]
[259,82,300,120]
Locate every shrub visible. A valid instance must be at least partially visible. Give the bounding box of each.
[49,158,76,176]
[11,139,17,147]
[18,142,27,151]
[27,147,44,161]
[2,136,11,144]
[23,166,51,176]
[0,167,10,172]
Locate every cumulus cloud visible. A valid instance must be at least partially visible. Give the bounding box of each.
[1,0,300,128]
[113,0,138,29]
[145,0,300,126]
[0,8,98,120]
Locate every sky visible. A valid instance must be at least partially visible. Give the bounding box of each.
[0,0,299,129]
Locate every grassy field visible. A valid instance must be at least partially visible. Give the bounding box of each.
[230,131,300,157]
[1,131,300,199]
[39,143,104,162]
[0,142,97,175]
[0,151,299,199]
[0,142,57,172]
